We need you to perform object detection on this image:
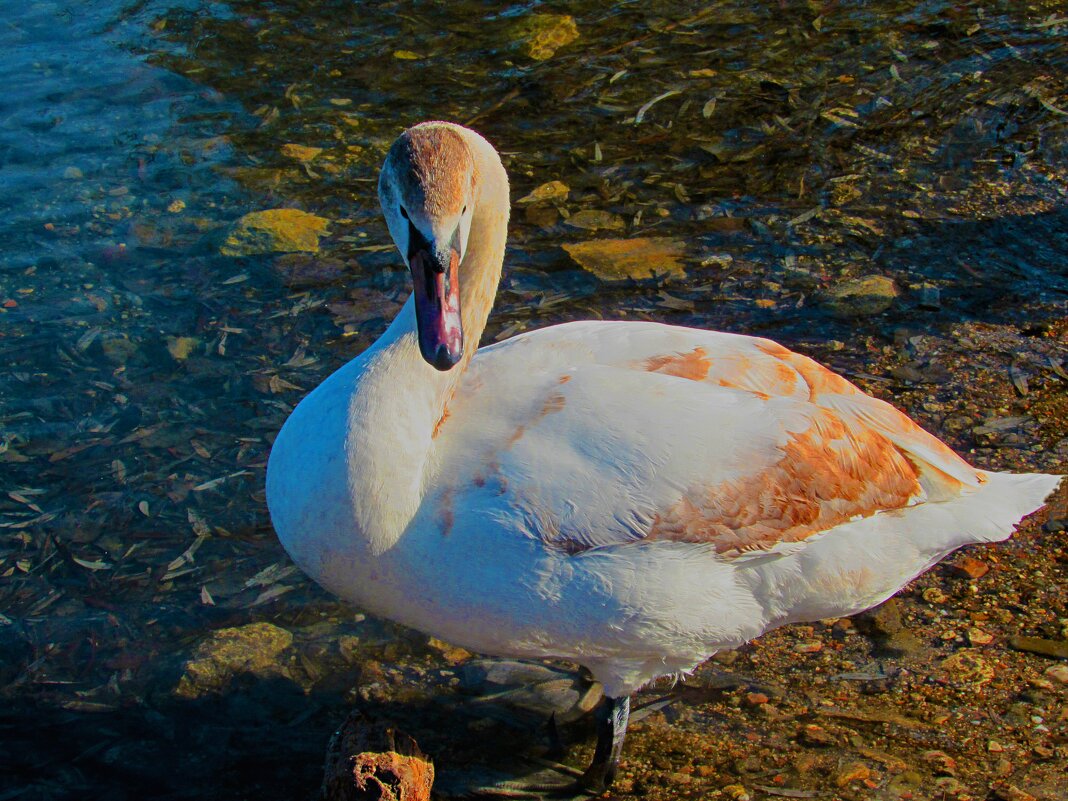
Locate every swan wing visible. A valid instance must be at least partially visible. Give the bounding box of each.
[429,321,981,556]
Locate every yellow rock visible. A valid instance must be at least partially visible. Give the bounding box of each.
[835,761,872,787]
[280,143,324,161]
[174,622,294,699]
[392,49,422,60]
[563,237,686,281]
[220,208,330,256]
[821,274,899,318]
[511,14,579,61]
[166,336,199,361]
[516,180,570,205]
[426,636,471,665]
[564,209,625,232]
[939,649,995,686]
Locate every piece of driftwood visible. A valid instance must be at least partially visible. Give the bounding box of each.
[322,709,434,801]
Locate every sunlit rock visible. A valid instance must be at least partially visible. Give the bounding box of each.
[821,275,898,317]
[280,143,324,162]
[174,622,294,699]
[563,237,686,281]
[509,14,579,61]
[516,180,569,205]
[564,209,625,232]
[219,208,330,256]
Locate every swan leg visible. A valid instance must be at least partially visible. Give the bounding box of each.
[578,695,630,795]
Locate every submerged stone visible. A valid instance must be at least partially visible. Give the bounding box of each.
[280,143,324,161]
[220,208,330,256]
[509,14,579,60]
[821,275,899,318]
[174,622,293,699]
[516,180,570,205]
[563,237,686,281]
[564,209,625,232]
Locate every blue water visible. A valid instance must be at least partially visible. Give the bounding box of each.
[1,2,1065,799]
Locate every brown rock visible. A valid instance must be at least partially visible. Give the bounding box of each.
[564,209,625,232]
[939,650,995,686]
[1044,664,1068,685]
[922,587,948,604]
[834,761,872,787]
[1008,636,1068,659]
[991,783,1036,801]
[508,14,579,61]
[174,622,293,699]
[280,143,323,162]
[563,237,686,281]
[821,275,899,318]
[951,556,990,579]
[425,637,470,666]
[516,180,569,205]
[798,724,835,747]
[323,709,434,801]
[921,750,957,775]
[220,208,330,256]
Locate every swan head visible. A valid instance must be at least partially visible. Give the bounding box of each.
[379,122,477,371]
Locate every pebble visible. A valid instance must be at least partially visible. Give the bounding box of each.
[794,640,823,654]
[798,724,835,747]
[939,650,995,686]
[425,637,470,666]
[834,762,871,787]
[933,776,966,796]
[921,750,957,775]
[991,783,1036,801]
[721,783,750,801]
[1043,664,1068,685]
[820,275,899,317]
[951,556,990,579]
[63,166,84,179]
[1008,635,1068,659]
[174,622,293,699]
[923,587,948,604]
[516,180,569,205]
[967,627,994,646]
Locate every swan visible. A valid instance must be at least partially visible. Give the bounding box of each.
[266,121,1061,794]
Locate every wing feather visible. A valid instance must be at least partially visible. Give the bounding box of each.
[433,321,974,558]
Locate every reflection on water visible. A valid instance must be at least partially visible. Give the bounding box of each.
[1,2,1066,799]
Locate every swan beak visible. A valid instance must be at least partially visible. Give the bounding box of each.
[408,223,464,371]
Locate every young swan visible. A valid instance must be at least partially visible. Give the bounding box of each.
[266,121,1062,795]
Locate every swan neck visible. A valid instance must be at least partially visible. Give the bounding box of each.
[348,129,509,555]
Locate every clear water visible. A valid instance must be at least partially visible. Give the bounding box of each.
[1,2,1065,799]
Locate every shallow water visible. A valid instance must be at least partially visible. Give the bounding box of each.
[1,2,1066,799]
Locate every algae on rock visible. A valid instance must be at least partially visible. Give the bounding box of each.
[220,208,330,256]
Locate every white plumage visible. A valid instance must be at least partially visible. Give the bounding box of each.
[266,121,1060,792]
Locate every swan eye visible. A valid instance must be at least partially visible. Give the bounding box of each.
[399,206,409,220]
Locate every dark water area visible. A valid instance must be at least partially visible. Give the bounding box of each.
[1,2,1066,799]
